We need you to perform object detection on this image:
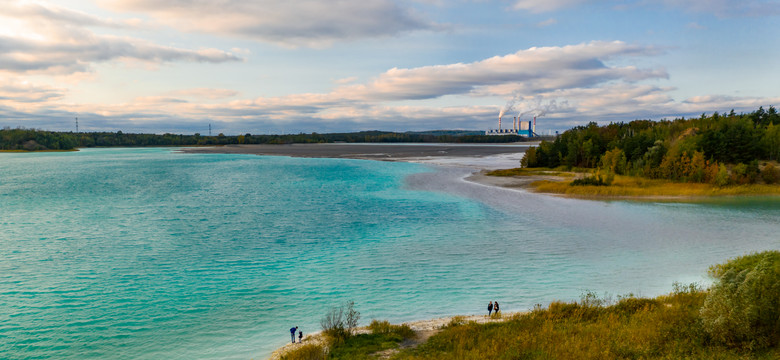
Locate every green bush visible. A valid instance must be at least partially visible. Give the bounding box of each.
[700,251,780,350]
[571,174,611,186]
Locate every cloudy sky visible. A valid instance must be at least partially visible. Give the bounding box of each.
[1,0,778,134]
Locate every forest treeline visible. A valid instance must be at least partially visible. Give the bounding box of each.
[522,106,780,186]
[0,129,534,151]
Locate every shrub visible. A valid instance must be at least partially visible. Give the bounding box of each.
[320,300,360,343]
[700,251,780,350]
[369,319,393,334]
[713,163,731,187]
[571,174,611,186]
[761,163,779,184]
[344,300,361,335]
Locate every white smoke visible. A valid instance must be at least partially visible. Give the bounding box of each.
[498,97,518,120]
[515,97,568,119]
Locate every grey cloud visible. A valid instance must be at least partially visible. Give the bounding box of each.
[101,0,435,47]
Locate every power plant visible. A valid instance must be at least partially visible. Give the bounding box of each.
[485,115,537,137]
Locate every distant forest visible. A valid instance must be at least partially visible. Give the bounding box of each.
[523,106,780,185]
[0,129,534,151]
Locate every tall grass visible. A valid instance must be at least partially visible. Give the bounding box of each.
[394,284,779,360]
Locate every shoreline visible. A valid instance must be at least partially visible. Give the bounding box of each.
[179,143,535,163]
[179,144,780,202]
[268,312,524,360]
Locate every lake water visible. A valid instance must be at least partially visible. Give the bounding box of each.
[1,148,778,359]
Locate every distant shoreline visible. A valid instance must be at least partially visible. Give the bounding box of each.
[179,143,536,161]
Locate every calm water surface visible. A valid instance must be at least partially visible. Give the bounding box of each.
[1,148,778,359]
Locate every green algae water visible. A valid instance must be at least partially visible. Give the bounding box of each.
[1,148,779,359]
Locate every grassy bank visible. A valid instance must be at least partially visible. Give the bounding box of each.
[486,167,780,198]
[279,251,780,359]
[397,287,776,359]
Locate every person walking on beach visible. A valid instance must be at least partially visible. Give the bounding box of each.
[298,329,303,343]
[487,301,493,316]
[290,326,298,343]
[494,301,500,315]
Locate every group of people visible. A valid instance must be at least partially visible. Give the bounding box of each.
[289,326,303,343]
[487,301,500,316]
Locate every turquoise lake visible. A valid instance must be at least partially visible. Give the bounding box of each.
[1,148,779,359]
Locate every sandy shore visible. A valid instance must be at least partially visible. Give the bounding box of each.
[268,312,523,360]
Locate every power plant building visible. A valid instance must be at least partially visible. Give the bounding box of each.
[486,116,537,137]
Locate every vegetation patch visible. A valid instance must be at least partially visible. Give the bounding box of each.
[519,107,780,194]
[281,252,780,359]
[531,173,780,198]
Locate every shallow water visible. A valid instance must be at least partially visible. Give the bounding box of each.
[1,148,778,359]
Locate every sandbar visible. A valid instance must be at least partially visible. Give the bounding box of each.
[181,143,535,161]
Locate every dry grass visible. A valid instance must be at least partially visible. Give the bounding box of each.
[485,167,576,178]
[393,288,780,360]
[531,174,780,198]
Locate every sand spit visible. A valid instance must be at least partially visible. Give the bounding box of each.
[268,313,523,360]
[181,143,535,162]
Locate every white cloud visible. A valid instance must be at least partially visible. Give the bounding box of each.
[99,0,436,47]
[1,38,775,134]
[332,41,666,101]
[0,1,242,75]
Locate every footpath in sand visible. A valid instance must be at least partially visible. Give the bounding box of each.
[268,313,522,360]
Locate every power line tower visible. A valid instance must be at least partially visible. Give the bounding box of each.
[75,117,79,133]
[209,123,212,136]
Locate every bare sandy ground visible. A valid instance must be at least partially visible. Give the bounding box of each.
[268,313,523,360]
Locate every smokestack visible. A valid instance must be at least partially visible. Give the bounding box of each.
[513,116,517,132]
[533,116,536,134]
[498,116,502,131]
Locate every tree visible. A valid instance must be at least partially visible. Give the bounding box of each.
[600,148,627,175]
[762,123,780,160]
[521,147,537,168]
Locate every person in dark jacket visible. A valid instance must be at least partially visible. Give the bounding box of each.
[290,326,298,343]
[487,301,493,316]
[298,330,303,343]
[494,301,500,315]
